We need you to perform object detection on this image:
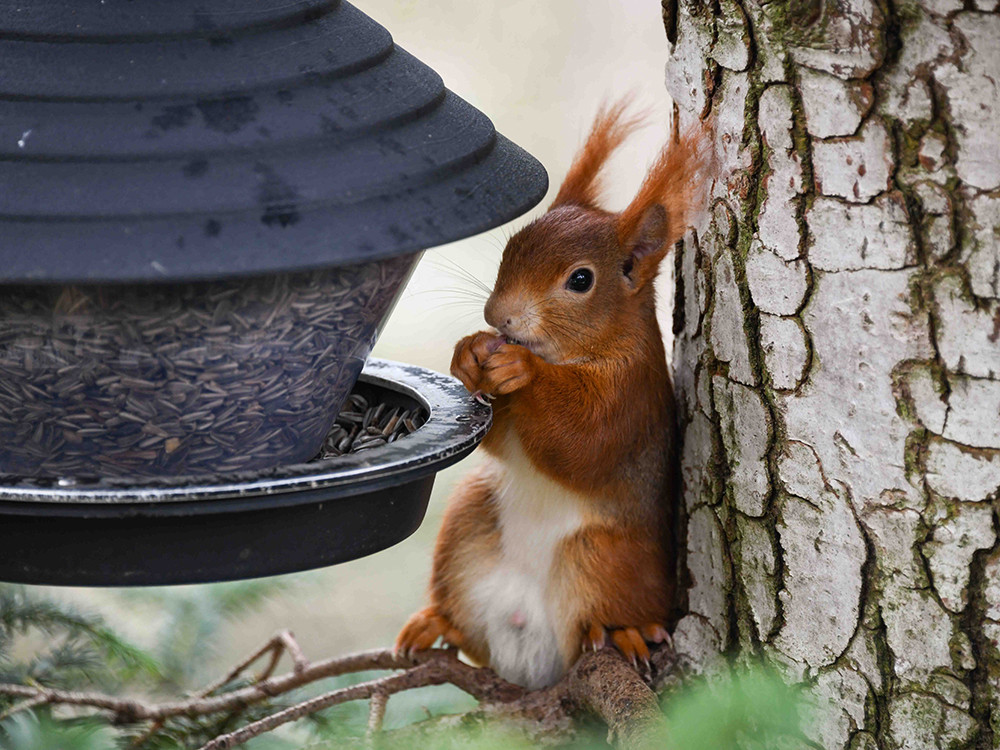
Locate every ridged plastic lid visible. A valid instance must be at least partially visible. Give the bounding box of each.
[0,0,548,283]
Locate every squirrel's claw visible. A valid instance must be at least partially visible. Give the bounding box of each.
[471,390,495,406]
[582,623,608,653]
[587,623,666,673]
[610,628,650,667]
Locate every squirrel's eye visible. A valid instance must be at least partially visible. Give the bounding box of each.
[566,268,594,293]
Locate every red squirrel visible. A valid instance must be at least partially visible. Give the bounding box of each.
[396,99,706,689]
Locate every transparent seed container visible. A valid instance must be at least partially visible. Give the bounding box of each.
[0,254,417,479]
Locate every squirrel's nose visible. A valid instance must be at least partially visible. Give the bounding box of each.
[484,295,519,334]
[483,297,501,329]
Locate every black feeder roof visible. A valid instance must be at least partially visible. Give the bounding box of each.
[0,0,549,283]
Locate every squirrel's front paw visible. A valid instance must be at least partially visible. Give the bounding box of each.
[451,331,504,394]
[451,332,534,396]
[478,343,534,395]
[582,623,671,669]
[394,606,465,658]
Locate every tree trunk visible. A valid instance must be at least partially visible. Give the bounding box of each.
[665,1,1000,747]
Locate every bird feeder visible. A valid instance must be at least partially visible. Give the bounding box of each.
[0,0,546,584]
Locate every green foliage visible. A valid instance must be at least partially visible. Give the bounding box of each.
[0,581,290,749]
[289,666,804,750]
[0,710,115,750]
[293,679,480,748]
[0,583,804,749]
[661,667,805,749]
[115,700,299,750]
[0,586,160,693]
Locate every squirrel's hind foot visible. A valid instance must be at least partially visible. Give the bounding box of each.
[394,606,465,658]
[581,622,671,671]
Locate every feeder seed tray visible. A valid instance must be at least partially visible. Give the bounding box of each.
[0,359,491,587]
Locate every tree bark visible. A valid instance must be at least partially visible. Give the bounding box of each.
[665,1,1000,748]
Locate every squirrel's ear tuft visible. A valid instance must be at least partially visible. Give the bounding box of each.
[550,95,647,211]
[617,125,709,290]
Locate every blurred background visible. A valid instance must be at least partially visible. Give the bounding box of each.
[5,0,680,741]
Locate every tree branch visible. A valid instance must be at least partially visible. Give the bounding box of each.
[365,687,389,743]
[567,650,670,750]
[0,648,495,724]
[199,664,441,750]
[0,635,679,750]
[197,628,307,701]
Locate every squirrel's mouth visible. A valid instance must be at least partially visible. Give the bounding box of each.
[505,336,541,355]
[504,335,555,362]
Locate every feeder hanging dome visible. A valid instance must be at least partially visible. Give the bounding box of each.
[0,0,548,282]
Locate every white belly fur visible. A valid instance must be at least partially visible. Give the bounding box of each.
[467,434,588,689]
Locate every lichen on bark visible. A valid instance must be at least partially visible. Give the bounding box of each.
[666,0,1000,747]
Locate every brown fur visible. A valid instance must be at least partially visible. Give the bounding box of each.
[397,98,708,680]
